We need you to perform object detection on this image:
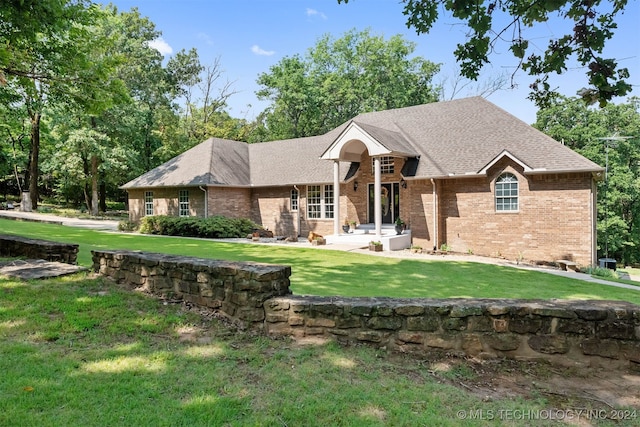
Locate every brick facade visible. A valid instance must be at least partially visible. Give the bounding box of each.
[127,187,207,221]
[436,161,595,265]
[126,154,596,266]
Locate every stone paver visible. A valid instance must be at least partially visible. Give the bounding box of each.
[0,259,87,280]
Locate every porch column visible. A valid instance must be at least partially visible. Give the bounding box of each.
[333,160,341,236]
[374,156,382,237]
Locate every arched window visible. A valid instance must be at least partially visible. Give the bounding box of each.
[495,173,518,211]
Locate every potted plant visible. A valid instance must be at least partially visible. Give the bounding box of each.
[312,236,326,246]
[369,241,383,252]
[342,218,350,234]
[349,220,357,233]
[394,217,405,235]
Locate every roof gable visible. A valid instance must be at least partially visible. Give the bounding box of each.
[478,150,532,175]
[321,121,418,161]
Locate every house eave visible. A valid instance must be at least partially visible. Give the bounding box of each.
[523,168,605,176]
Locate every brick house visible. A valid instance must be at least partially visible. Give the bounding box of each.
[122,97,603,266]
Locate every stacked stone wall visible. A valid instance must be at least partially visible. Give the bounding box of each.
[91,250,639,370]
[91,250,291,329]
[0,234,79,264]
[265,296,640,370]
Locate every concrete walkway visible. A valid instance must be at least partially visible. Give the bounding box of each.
[0,210,638,292]
[0,210,119,231]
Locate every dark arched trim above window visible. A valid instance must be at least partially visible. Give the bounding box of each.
[495,173,518,211]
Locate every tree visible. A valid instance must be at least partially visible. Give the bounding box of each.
[438,65,509,100]
[256,28,440,140]
[534,97,640,265]
[1,0,101,209]
[339,0,633,108]
[168,54,239,143]
[45,128,128,214]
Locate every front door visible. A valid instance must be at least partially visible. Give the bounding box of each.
[368,182,400,224]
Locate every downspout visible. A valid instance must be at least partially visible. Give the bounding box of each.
[294,185,301,237]
[431,179,438,251]
[199,186,208,218]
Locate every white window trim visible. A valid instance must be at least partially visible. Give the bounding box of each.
[372,156,395,174]
[307,184,334,219]
[495,173,519,212]
[179,190,190,217]
[144,191,154,216]
[290,188,299,212]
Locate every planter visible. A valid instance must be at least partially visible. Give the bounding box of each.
[394,225,404,235]
[342,225,350,233]
[369,244,383,252]
[312,238,326,246]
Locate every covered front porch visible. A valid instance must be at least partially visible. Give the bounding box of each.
[325,223,412,251]
[320,120,418,251]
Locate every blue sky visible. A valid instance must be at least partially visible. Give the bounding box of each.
[106,0,639,125]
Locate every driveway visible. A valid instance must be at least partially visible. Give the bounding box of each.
[0,210,119,231]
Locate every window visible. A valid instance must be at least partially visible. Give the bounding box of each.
[324,185,334,219]
[144,191,154,216]
[372,156,395,174]
[179,190,190,217]
[290,188,299,211]
[495,173,518,211]
[307,184,333,219]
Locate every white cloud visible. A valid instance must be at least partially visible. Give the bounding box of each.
[147,37,173,55]
[306,8,327,19]
[197,32,215,46]
[251,45,275,56]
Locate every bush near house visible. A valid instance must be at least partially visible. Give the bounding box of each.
[139,215,260,238]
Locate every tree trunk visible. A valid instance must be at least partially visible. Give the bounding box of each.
[99,180,107,213]
[83,183,91,214]
[29,111,41,210]
[90,155,99,216]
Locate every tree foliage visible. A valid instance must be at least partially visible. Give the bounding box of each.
[338,0,633,108]
[534,97,640,265]
[255,28,441,141]
[1,1,247,211]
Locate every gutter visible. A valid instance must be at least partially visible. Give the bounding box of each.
[199,186,208,218]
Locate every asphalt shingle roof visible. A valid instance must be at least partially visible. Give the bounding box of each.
[121,138,250,189]
[121,97,602,190]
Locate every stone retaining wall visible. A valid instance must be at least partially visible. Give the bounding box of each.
[91,250,291,328]
[0,234,79,264]
[91,250,640,370]
[265,296,640,370]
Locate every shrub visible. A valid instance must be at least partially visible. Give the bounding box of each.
[139,215,260,239]
[118,220,138,232]
[582,265,619,279]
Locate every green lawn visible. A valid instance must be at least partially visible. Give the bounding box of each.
[2,218,640,304]
[0,273,618,427]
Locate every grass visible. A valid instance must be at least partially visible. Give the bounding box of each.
[0,273,605,426]
[614,268,640,288]
[2,218,640,304]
